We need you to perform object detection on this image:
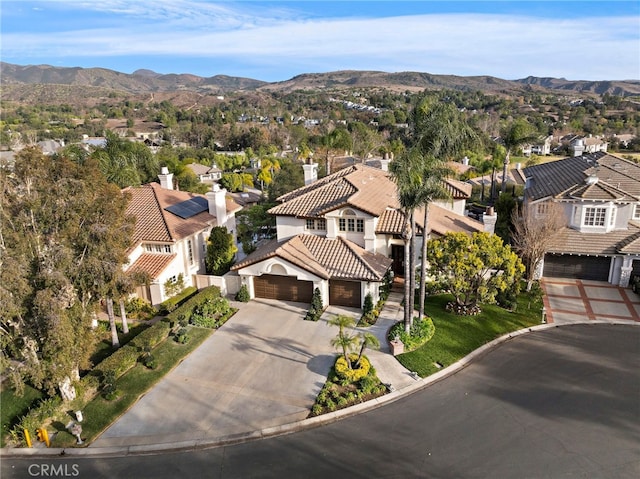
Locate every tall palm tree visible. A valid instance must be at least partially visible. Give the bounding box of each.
[500,119,540,194]
[328,314,358,366]
[355,333,380,368]
[412,98,480,321]
[390,151,422,333]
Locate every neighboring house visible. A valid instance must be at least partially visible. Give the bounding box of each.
[186,163,223,183]
[123,167,241,306]
[37,139,64,155]
[570,136,608,156]
[522,135,553,156]
[232,163,485,309]
[522,152,640,286]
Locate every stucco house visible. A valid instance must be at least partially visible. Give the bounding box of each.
[186,163,223,184]
[123,167,241,306]
[232,163,485,308]
[522,152,640,286]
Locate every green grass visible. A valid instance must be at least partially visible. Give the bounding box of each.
[89,322,150,366]
[52,326,213,447]
[396,291,543,377]
[0,385,44,447]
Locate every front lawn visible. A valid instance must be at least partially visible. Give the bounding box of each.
[0,385,44,447]
[396,290,543,377]
[52,326,213,447]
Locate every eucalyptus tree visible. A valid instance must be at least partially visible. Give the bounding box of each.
[0,148,134,397]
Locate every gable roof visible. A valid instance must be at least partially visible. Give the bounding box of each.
[269,163,471,219]
[232,234,392,281]
[270,164,397,218]
[376,203,483,237]
[523,152,640,201]
[124,183,240,246]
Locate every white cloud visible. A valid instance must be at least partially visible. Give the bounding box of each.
[2,4,638,80]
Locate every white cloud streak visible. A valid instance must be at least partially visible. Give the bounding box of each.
[2,1,638,80]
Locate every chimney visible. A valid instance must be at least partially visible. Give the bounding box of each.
[206,183,228,228]
[515,163,521,170]
[462,156,469,166]
[302,162,318,185]
[380,153,391,172]
[158,166,174,190]
[482,206,497,235]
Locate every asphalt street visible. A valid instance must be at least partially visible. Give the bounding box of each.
[4,324,639,479]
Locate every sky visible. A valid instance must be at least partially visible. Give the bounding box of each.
[1,1,639,82]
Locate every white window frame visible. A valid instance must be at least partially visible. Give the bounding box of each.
[306,219,315,230]
[634,204,640,220]
[187,240,194,265]
[583,207,606,227]
[316,218,326,230]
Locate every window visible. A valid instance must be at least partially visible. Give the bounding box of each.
[144,243,171,253]
[164,245,172,253]
[634,205,640,220]
[583,207,606,227]
[347,218,355,232]
[187,240,194,265]
[306,219,315,230]
[356,219,364,233]
[609,208,616,227]
[535,202,549,216]
[316,218,326,230]
[339,218,346,231]
[339,211,363,233]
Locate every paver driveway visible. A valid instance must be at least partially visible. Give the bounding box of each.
[91,299,337,447]
[542,278,640,324]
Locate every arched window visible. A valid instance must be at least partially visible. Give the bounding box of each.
[338,209,364,233]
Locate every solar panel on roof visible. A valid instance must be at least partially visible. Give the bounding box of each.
[165,197,209,219]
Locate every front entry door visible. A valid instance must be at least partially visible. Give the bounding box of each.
[391,244,405,276]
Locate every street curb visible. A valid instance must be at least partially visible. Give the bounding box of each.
[3,320,637,459]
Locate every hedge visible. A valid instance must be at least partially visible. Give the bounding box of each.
[130,321,171,351]
[159,286,198,314]
[165,285,222,325]
[94,344,140,379]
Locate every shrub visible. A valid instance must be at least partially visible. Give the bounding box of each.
[142,353,157,370]
[304,288,325,321]
[175,327,189,344]
[235,284,250,302]
[362,293,374,317]
[124,297,157,320]
[129,321,170,351]
[190,296,231,328]
[159,286,198,314]
[358,375,378,395]
[334,354,371,383]
[166,286,222,325]
[388,317,436,352]
[95,344,140,379]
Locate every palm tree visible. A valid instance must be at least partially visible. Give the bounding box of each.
[355,333,380,368]
[390,152,422,333]
[411,98,479,321]
[500,119,540,194]
[328,314,358,366]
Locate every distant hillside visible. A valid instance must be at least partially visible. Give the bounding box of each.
[0,62,267,93]
[515,76,640,97]
[2,62,639,101]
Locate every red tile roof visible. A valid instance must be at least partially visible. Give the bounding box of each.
[127,253,176,279]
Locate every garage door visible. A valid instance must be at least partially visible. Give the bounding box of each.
[253,274,313,303]
[543,254,611,281]
[329,280,362,308]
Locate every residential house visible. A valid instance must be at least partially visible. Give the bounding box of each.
[123,167,241,306]
[186,163,223,184]
[522,152,640,286]
[570,136,608,156]
[232,163,485,308]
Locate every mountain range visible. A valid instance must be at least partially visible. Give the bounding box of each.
[2,62,639,100]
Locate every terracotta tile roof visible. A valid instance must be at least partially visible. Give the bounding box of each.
[443,178,472,198]
[127,253,176,279]
[523,152,640,201]
[376,204,483,237]
[124,183,240,246]
[270,164,398,218]
[548,222,640,256]
[232,234,392,281]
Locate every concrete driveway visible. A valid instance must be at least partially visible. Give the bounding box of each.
[91,299,338,447]
[542,278,640,324]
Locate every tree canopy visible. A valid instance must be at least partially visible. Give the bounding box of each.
[205,226,237,275]
[427,232,525,311]
[1,148,134,395]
